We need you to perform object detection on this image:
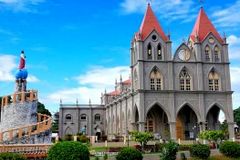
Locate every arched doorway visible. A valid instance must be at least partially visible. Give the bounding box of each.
[145,104,169,139]
[176,105,198,140]
[206,105,226,131]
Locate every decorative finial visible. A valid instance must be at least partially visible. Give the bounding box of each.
[60,99,62,104]
[223,32,227,43]
[167,28,171,40]
[76,98,78,105]
[115,78,117,85]
[120,74,122,83]
[104,88,107,94]
[89,99,91,105]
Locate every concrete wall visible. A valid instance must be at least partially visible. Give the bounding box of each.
[0,101,37,132]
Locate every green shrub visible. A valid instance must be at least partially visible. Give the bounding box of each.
[0,152,26,160]
[64,134,73,141]
[219,141,240,158]
[103,153,108,160]
[47,141,89,160]
[159,141,179,160]
[190,144,210,160]
[116,147,143,160]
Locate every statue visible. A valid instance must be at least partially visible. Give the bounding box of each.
[19,50,26,70]
[15,51,28,92]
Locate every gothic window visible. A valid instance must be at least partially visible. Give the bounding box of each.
[150,67,162,90]
[80,114,87,121]
[147,43,152,60]
[214,46,220,62]
[205,45,211,62]
[179,67,191,91]
[208,70,220,91]
[157,43,162,60]
[65,114,72,122]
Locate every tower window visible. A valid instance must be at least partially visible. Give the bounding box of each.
[205,45,211,62]
[179,67,192,91]
[214,46,220,62]
[150,67,162,90]
[208,70,220,91]
[147,43,152,60]
[157,43,162,60]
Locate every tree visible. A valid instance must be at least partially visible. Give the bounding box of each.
[220,120,229,138]
[199,130,225,148]
[37,102,52,116]
[234,107,240,127]
[131,131,153,151]
[52,112,59,133]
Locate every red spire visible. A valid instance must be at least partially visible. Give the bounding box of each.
[138,4,168,41]
[190,7,223,43]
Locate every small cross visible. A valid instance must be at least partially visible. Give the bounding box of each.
[146,0,152,5]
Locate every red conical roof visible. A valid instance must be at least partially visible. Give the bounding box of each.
[190,7,223,43]
[138,4,168,41]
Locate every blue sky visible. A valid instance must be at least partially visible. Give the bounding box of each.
[0,0,239,114]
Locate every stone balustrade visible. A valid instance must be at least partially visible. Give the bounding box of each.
[0,113,52,143]
[1,90,38,108]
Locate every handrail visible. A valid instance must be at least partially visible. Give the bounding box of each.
[0,144,52,158]
[0,113,52,143]
[1,90,38,108]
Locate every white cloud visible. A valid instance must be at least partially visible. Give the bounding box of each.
[0,0,45,12]
[212,0,240,28]
[28,75,39,82]
[230,66,240,109]
[48,66,130,104]
[227,35,240,60]
[0,55,16,81]
[120,0,197,22]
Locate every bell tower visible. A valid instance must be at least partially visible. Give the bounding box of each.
[131,3,170,91]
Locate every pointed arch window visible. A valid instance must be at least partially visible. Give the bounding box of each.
[214,46,220,62]
[147,43,152,60]
[208,70,220,91]
[150,67,162,90]
[179,67,191,91]
[205,45,211,62]
[157,43,162,60]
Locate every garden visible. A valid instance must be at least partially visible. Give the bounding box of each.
[1,131,240,160]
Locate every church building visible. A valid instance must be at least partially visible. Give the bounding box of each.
[59,4,235,140]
